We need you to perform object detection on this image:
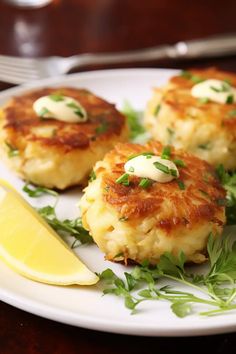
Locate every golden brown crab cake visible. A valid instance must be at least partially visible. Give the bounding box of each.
[144,68,236,170]
[0,87,128,189]
[80,141,226,265]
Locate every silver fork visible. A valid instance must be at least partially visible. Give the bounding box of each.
[1,33,236,85]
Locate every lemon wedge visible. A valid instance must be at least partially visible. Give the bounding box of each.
[0,179,98,286]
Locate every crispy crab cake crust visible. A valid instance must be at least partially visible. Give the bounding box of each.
[0,87,128,189]
[144,67,236,170]
[80,141,226,265]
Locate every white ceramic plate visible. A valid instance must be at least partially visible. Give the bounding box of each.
[0,68,236,337]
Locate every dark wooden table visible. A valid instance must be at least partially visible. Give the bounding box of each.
[0,0,236,353]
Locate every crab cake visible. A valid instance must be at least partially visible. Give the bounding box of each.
[0,87,128,189]
[80,141,226,265]
[144,68,236,170]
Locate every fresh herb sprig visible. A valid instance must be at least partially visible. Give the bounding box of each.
[216,165,236,225]
[121,101,147,141]
[23,183,58,198]
[99,234,236,317]
[37,205,93,247]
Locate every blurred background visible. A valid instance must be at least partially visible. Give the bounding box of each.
[0,0,236,76]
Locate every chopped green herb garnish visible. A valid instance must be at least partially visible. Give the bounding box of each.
[173,159,186,167]
[170,169,178,177]
[66,102,85,118]
[153,161,170,174]
[116,173,130,186]
[139,178,152,189]
[38,107,50,117]
[177,179,185,190]
[180,71,204,84]
[154,104,161,116]
[95,121,108,134]
[226,95,234,104]
[161,146,171,160]
[5,141,19,157]
[127,152,154,161]
[89,170,96,182]
[180,70,192,79]
[23,183,58,198]
[49,94,64,102]
[198,97,209,104]
[210,83,230,93]
[224,78,232,86]
[198,142,211,150]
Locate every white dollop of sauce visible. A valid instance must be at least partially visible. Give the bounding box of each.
[191,79,236,104]
[124,155,179,183]
[33,95,87,123]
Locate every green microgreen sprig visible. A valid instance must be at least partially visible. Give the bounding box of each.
[23,183,58,198]
[216,164,236,225]
[37,205,93,248]
[99,234,236,317]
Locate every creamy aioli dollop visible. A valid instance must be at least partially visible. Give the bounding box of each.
[191,79,236,104]
[33,95,87,123]
[124,154,179,183]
